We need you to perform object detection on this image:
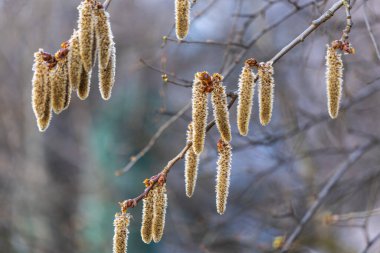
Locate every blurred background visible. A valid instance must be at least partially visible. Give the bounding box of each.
[1,0,380,252]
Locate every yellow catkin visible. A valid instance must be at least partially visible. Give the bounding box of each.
[141,190,154,244]
[326,45,343,119]
[94,3,114,69]
[175,0,190,40]
[32,49,49,120]
[185,123,199,197]
[152,184,167,243]
[37,77,52,132]
[78,0,95,73]
[68,30,82,90]
[113,212,130,253]
[237,60,256,136]
[258,62,275,126]
[215,140,232,215]
[51,55,70,114]
[211,73,231,142]
[192,71,211,155]
[77,65,91,100]
[99,44,116,100]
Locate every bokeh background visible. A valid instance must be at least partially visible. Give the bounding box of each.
[1,0,380,252]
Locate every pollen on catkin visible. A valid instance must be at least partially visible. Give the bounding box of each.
[37,78,52,132]
[185,123,200,197]
[258,62,275,126]
[237,59,257,136]
[68,30,82,90]
[211,73,231,142]
[325,44,343,119]
[192,71,211,154]
[152,184,167,243]
[215,139,232,215]
[77,65,91,100]
[99,43,116,100]
[175,0,190,40]
[113,212,130,253]
[141,190,154,244]
[78,0,95,72]
[32,49,49,120]
[94,3,114,69]
[51,49,70,114]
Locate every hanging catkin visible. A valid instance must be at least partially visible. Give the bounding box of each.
[325,45,343,119]
[32,50,49,120]
[78,0,95,73]
[113,212,130,253]
[175,0,190,40]
[94,3,114,69]
[141,190,154,244]
[192,71,211,154]
[215,139,232,215]
[77,65,91,100]
[152,184,167,243]
[237,59,256,136]
[51,49,70,114]
[211,73,231,142]
[258,62,275,126]
[185,123,199,197]
[68,30,82,90]
[99,44,116,100]
[37,78,52,132]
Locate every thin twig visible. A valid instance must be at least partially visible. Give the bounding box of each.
[363,1,380,61]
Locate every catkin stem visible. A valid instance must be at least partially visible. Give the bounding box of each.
[216,140,232,215]
[258,62,275,126]
[326,45,343,119]
[185,123,200,197]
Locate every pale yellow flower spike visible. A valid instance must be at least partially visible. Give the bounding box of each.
[113,212,131,253]
[152,184,168,243]
[78,0,95,73]
[237,59,257,136]
[185,123,200,197]
[192,71,211,155]
[77,65,91,100]
[258,62,275,126]
[51,52,70,114]
[99,44,116,100]
[215,140,232,215]
[326,45,343,119]
[140,190,154,244]
[175,0,190,40]
[94,3,114,69]
[68,30,82,90]
[211,73,232,142]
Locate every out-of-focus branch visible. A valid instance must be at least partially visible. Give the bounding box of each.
[280,140,377,252]
[363,0,380,61]
[119,0,347,210]
[103,0,113,10]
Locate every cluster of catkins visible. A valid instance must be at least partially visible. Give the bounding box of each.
[31,0,115,131]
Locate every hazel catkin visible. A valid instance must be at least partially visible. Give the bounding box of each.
[51,50,70,114]
[94,3,114,69]
[211,73,231,142]
[258,62,275,126]
[68,30,82,90]
[152,184,167,243]
[37,77,53,132]
[175,0,190,40]
[78,0,95,73]
[185,123,200,197]
[77,65,91,100]
[32,50,50,120]
[325,45,343,119]
[113,212,130,253]
[141,190,154,244]
[192,71,211,155]
[215,139,232,215]
[237,59,256,136]
[99,43,116,100]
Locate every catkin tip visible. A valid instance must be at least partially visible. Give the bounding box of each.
[185,123,200,197]
[211,73,232,142]
[325,45,343,119]
[216,140,232,215]
[175,0,190,40]
[258,62,275,126]
[141,191,154,244]
[113,212,130,253]
[152,184,167,243]
[237,63,256,136]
